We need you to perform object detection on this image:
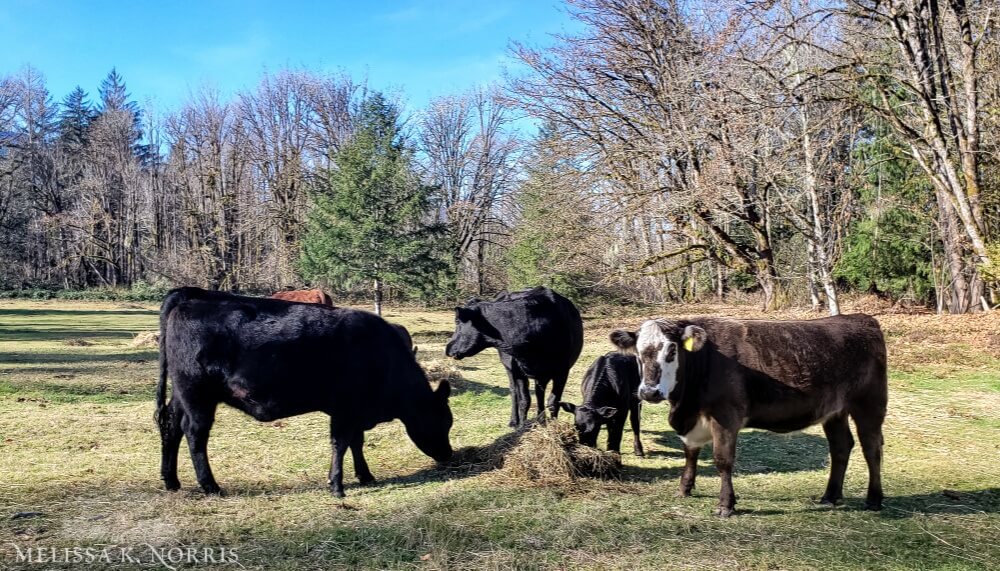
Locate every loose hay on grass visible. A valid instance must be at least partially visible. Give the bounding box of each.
[448,420,622,486]
[422,359,463,384]
[130,331,160,347]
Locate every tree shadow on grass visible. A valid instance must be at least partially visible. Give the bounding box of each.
[0,378,152,403]
[0,328,145,342]
[0,349,158,365]
[0,308,157,318]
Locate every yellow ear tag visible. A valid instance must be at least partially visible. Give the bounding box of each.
[683,337,695,352]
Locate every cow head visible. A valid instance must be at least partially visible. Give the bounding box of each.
[405,380,454,462]
[610,320,706,403]
[445,305,494,359]
[558,402,618,447]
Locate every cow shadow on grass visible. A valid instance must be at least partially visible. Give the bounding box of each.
[626,429,830,482]
[742,488,1000,518]
[449,376,508,398]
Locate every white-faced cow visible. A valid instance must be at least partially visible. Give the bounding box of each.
[445,287,584,426]
[155,287,453,498]
[558,352,644,457]
[611,314,887,517]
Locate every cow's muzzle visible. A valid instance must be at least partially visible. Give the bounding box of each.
[638,385,665,403]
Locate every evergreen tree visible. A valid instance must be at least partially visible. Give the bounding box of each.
[300,93,444,314]
[835,130,936,304]
[58,86,93,150]
[96,68,148,160]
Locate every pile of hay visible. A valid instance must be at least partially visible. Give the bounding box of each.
[448,420,622,485]
[422,359,465,387]
[130,331,160,348]
[501,421,622,484]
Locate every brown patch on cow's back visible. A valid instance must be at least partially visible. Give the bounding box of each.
[270,289,334,306]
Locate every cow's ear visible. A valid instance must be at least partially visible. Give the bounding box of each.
[610,329,637,352]
[681,325,707,352]
[435,380,451,399]
[455,307,475,321]
[595,406,618,419]
[558,402,576,414]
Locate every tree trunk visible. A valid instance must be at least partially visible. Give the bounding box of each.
[373,277,383,316]
[936,187,971,313]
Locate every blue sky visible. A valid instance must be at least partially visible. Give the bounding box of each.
[0,0,576,115]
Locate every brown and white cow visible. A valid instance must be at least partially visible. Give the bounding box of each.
[271,289,334,306]
[611,314,887,517]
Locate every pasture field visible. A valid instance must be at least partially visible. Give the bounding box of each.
[1,299,998,570]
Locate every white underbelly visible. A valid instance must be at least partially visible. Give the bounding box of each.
[678,416,713,448]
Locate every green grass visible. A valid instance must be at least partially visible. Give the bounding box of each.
[1,300,998,570]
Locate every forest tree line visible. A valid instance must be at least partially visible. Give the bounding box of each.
[1,0,997,313]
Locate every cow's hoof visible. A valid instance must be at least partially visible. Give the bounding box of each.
[863,501,883,511]
[163,478,181,492]
[201,485,223,496]
[634,449,645,458]
[331,488,346,499]
[713,506,735,518]
[819,496,842,507]
[357,474,376,486]
[675,490,692,498]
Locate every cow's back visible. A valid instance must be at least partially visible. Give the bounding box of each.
[482,287,583,374]
[582,352,640,408]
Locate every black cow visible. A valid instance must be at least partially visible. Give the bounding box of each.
[558,352,644,457]
[611,314,887,517]
[390,322,417,356]
[155,287,453,498]
[445,287,584,426]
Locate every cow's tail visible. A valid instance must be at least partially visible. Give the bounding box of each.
[155,288,189,433]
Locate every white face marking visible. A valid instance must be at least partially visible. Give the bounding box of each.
[679,416,713,448]
[636,320,679,401]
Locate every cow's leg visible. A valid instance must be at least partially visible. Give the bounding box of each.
[629,400,644,457]
[710,420,738,517]
[820,413,854,506]
[159,399,184,491]
[606,418,625,453]
[547,371,569,419]
[500,355,529,427]
[350,431,375,486]
[534,378,550,422]
[181,401,220,495]
[515,376,531,426]
[677,445,700,497]
[853,412,885,511]
[328,427,352,498]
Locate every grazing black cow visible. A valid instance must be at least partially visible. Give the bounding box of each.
[611,314,887,517]
[445,287,584,426]
[390,322,417,356]
[155,287,453,498]
[558,352,644,457]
